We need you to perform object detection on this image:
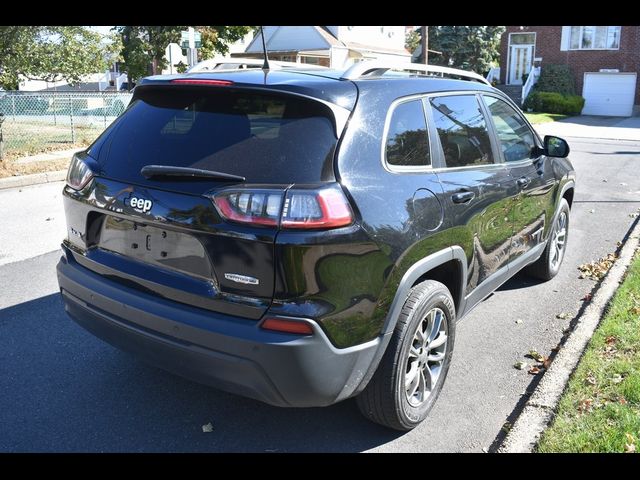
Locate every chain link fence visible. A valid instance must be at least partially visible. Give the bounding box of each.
[0,91,133,161]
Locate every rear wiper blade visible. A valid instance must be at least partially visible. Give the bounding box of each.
[140,165,245,182]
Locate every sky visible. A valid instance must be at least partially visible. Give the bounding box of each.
[89,26,115,36]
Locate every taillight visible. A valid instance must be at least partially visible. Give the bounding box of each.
[212,189,283,227]
[210,184,354,230]
[66,153,95,190]
[282,187,353,229]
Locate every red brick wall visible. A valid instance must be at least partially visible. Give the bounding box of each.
[499,26,640,104]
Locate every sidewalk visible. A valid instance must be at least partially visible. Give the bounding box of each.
[12,147,81,165]
[0,148,77,190]
[534,115,640,142]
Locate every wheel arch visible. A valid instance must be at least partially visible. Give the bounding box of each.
[380,246,467,336]
[354,246,467,396]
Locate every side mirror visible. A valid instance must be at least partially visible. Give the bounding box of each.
[544,135,570,158]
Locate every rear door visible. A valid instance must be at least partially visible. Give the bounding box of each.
[480,94,556,263]
[425,93,516,297]
[72,85,347,319]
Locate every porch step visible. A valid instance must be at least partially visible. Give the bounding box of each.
[495,84,522,105]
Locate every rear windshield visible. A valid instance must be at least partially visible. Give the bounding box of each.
[89,87,338,185]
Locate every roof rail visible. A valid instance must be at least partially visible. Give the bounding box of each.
[340,60,491,86]
[187,57,329,73]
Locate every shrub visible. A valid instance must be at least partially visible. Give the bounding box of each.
[534,64,576,95]
[523,91,585,115]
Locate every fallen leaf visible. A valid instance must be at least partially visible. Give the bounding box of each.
[625,433,636,453]
[586,372,597,386]
[605,336,617,345]
[527,350,545,362]
[202,423,214,433]
[578,398,593,412]
[578,253,617,281]
[501,421,512,433]
[543,357,552,369]
[619,397,628,405]
[528,366,541,375]
[556,312,572,319]
[610,374,624,384]
[514,361,528,370]
[583,293,592,302]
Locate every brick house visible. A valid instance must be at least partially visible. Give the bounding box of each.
[499,26,640,116]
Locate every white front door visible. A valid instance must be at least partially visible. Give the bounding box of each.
[509,45,533,85]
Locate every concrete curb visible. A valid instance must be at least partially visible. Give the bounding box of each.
[0,170,66,190]
[499,218,640,453]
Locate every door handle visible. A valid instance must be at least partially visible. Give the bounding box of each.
[451,191,475,204]
[516,177,530,188]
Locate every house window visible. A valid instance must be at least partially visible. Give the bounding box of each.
[510,33,535,45]
[569,26,620,50]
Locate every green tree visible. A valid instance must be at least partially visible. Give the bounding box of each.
[405,28,420,55]
[426,26,505,74]
[0,26,111,89]
[116,26,253,87]
[197,26,253,61]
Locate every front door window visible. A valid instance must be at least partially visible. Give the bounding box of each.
[509,45,533,85]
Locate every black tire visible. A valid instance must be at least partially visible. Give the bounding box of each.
[526,198,570,281]
[356,280,456,431]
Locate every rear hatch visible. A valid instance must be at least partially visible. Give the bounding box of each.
[68,82,354,319]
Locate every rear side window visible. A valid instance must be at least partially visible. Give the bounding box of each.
[385,99,430,167]
[90,87,338,184]
[429,95,494,168]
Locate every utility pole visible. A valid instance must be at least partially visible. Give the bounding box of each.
[421,26,429,64]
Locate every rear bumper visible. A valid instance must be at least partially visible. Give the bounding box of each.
[56,248,379,407]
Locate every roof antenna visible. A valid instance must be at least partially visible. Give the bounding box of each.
[260,26,270,70]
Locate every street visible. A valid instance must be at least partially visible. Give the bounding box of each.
[1,136,639,452]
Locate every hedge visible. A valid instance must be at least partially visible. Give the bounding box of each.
[534,64,576,96]
[523,91,585,116]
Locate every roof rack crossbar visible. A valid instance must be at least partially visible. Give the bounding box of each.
[340,60,491,86]
[187,57,329,73]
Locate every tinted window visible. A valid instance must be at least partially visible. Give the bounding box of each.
[385,99,430,167]
[430,95,494,168]
[89,88,337,185]
[483,96,536,162]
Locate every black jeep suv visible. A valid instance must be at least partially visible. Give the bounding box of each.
[57,62,575,431]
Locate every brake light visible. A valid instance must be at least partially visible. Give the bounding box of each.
[171,79,233,86]
[210,185,354,230]
[261,318,314,335]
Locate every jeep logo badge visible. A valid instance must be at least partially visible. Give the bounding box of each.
[128,196,153,213]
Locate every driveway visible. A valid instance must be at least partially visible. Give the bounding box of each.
[535,114,640,141]
[1,136,639,452]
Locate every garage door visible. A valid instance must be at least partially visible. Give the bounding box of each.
[582,73,637,117]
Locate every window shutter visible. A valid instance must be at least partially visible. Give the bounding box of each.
[560,26,571,51]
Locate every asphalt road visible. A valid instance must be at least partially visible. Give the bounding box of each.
[1,137,639,452]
